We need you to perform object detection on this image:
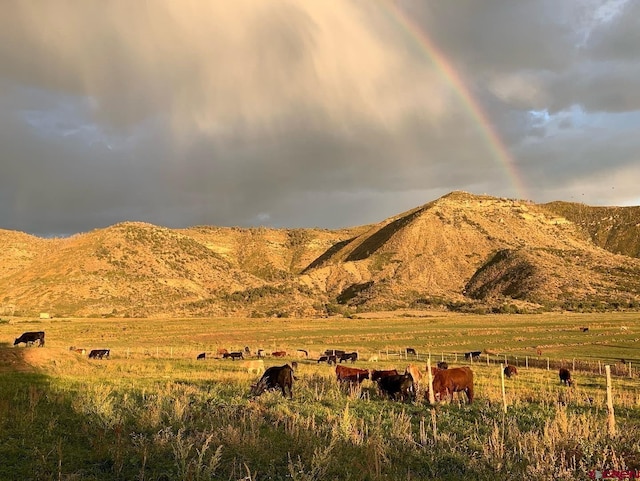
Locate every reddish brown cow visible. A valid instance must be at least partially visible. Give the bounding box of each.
[370,369,398,382]
[272,351,287,357]
[432,367,474,404]
[504,365,518,378]
[335,365,369,384]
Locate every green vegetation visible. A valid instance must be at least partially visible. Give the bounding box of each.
[1,313,639,480]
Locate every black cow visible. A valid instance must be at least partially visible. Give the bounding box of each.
[89,349,110,359]
[14,331,45,347]
[437,361,449,370]
[406,347,417,356]
[197,352,206,360]
[559,368,573,386]
[339,352,358,363]
[464,351,482,361]
[377,373,415,401]
[223,352,244,360]
[581,327,589,332]
[250,364,295,398]
[317,355,337,365]
[370,369,398,382]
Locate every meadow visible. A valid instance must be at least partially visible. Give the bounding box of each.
[0,311,639,480]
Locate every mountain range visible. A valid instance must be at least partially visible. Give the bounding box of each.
[2,191,639,318]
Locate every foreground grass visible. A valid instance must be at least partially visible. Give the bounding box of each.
[0,312,639,480]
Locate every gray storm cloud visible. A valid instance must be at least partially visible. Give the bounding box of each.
[1,1,639,236]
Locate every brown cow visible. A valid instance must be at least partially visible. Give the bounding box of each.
[370,369,398,382]
[559,368,573,386]
[335,365,369,384]
[432,367,474,404]
[272,351,287,357]
[504,365,518,378]
[250,364,295,398]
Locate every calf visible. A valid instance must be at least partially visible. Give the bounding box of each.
[14,331,45,347]
[197,352,206,360]
[241,360,265,374]
[88,349,110,359]
[223,351,244,361]
[559,368,573,386]
[504,365,518,378]
[377,373,414,401]
[250,364,295,398]
[432,367,474,404]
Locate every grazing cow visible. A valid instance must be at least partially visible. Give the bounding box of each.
[437,361,448,370]
[404,364,424,389]
[88,349,110,359]
[335,365,369,384]
[464,351,482,361]
[217,348,229,356]
[69,347,86,355]
[244,346,251,354]
[536,348,543,357]
[581,327,589,332]
[559,368,573,386]
[250,364,295,398]
[317,355,337,365]
[223,351,244,361]
[197,352,206,360]
[406,347,417,356]
[241,360,265,374]
[296,349,308,358]
[432,367,474,404]
[257,349,265,358]
[377,373,415,401]
[368,355,379,362]
[504,365,518,378]
[339,352,358,363]
[14,331,45,347]
[370,369,398,382]
[272,351,287,358]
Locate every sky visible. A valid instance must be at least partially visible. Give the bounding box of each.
[1,0,639,237]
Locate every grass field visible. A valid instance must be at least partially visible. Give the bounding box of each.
[1,311,639,480]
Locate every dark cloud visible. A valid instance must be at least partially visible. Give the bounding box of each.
[0,0,638,236]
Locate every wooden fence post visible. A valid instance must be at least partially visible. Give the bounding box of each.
[629,362,632,378]
[500,363,507,413]
[441,352,444,362]
[504,354,507,365]
[547,358,550,371]
[605,365,616,436]
[572,358,576,372]
[598,360,602,375]
[525,356,528,369]
[486,354,489,367]
[427,358,435,405]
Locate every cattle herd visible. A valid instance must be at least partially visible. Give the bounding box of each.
[11,330,578,404]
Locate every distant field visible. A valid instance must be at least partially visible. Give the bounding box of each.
[1,312,639,480]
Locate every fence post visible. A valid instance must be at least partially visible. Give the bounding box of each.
[629,362,632,378]
[547,358,550,371]
[500,363,507,413]
[572,358,576,372]
[504,354,507,366]
[441,352,444,362]
[487,354,489,367]
[427,358,435,405]
[599,360,602,375]
[525,356,528,369]
[605,365,616,436]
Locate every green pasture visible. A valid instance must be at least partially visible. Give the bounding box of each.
[0,312,639,480]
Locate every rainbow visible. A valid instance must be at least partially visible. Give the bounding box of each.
[383,2,530,200]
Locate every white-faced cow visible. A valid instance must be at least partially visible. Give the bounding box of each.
[14,331,45,347]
